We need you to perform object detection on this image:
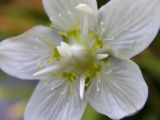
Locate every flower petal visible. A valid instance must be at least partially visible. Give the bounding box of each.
[99,0,160,59]
[43,0,98,31]
[24,79,87,120]
[0,26,61,80]
[87,58,148,119]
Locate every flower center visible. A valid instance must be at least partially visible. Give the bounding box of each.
[55,41,108,99]
[34,3,111,99]
[57,42,96,71]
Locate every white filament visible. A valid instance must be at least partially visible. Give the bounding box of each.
[75,3,93,35]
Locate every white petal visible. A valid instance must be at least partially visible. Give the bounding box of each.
[43,0,98,31]
[99,0,160,59]
[24,79,87,120]
[87,58,148,119]
[0,26,61,80]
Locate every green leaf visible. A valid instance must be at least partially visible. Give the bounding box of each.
[82,104,101,120]
[0,86,34,100]
[135,50,160,80]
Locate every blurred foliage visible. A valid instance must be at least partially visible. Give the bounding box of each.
[0,0,160,120]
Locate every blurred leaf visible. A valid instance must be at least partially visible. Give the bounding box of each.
[135,50,160,81]
[0,71,6,77]
[144,111,158,120]
[0,31,18,40]
[0,0,10,4]
[82,104,101,120]
[0,86,34,100]
[7,100,27,119]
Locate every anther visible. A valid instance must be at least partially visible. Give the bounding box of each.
[75,3,93,14]
[97,54,109,60]
[75,3,93,35]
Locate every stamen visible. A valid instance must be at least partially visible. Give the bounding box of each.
[69,81,75,93]
[97,54,109,60]
[75,3,93,35]
[42,79,51,87]
[96,74,101,92]
[75,4,93,14]
[106,45,112,50]
[80,75,85,99]
[50,80,64,91]
[43,79,64,91]
[36,54,52,69]
[33,63,65,77]
[61,87,67,95]
[96,82,100,92]
[97,73,101,83]
[87,79,95,94]
[107,61,112,66]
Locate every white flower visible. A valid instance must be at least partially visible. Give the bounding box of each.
[0,0,160,120]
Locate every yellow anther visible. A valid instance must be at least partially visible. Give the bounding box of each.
[47,48,61,64]
[68,82,76,94]
[57,31,68,37]
[75,17,80,22]
[67,29,80,38]
[106,45,111,50]
[107,61,111,66]
[93,63,101,71]
[100,60,105,65]
[53,48,61,60]
[62,72,77,82]
[89,32,95,38]
[47,58,55,63]
[49,24,55,29]
[43,36,56,49]
[93,39,103,49]
[66,23,80,39]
